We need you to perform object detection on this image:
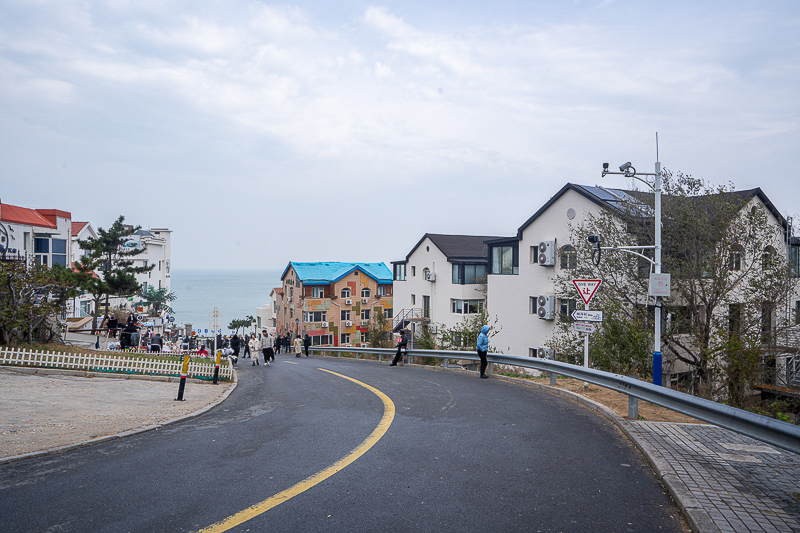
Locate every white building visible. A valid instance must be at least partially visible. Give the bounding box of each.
[392,234,501,337]
[0,202,72,267]
[70,221,97,265]
[129,228,172,293]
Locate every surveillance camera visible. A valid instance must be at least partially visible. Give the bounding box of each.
[587,235,601,244]
[602,163,609,171]
[619,162,632,172]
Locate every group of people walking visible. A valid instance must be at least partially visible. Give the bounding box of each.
[221,331,313,366]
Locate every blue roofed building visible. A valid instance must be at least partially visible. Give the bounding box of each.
[275,261,393,347]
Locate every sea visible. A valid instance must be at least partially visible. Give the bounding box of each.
[169,269,283,335]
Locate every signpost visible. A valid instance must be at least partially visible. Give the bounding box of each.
[209,307,223,356]
[571,310,603,322]
[572,279,602,388]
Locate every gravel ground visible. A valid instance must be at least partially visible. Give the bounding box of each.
[0,368,233,459]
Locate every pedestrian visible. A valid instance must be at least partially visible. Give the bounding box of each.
[293,334,302,358]
[477,325,490,378]
[231,334,241,358]
[273,333,280,356]
[249,334,260,365]
[150,332,163,353]
[107,315,118,338]
[261,330,273,366]
[243,334,251,358]
[303,333,311,357]
[390,329,408,366]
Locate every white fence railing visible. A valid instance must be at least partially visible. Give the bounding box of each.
[0,347,233,380]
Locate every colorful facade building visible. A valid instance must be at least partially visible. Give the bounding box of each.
[274,262,393,346]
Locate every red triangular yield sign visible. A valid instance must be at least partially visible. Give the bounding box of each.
[572,279,602,305]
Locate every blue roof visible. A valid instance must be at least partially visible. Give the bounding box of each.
[281,262,392,285]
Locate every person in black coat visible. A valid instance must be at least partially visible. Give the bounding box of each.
[303,334,311,357]
[390,329,408,366]
[230,334,241,357]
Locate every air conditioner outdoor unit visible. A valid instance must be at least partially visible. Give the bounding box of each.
[361,320,369,326]
[360,343,369,348]
[536,294,555,320]
[345,321,352,327]
[425,272,436,281]
[362,298,369,303]
[321,321,329,328]
[344,344,352,347]
[537,346,555,359]
[538,240,556,266]
[345,299,352,305]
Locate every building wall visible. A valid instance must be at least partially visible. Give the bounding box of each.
[393,236,487,335]
[489,189,603,357]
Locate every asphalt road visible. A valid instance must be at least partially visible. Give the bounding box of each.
[0,355,686,532]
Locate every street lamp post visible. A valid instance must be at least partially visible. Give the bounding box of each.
[599,160,664,386]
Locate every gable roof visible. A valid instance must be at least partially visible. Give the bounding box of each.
[398,233,505,263]
[71,221,89,236]
[281,262,392,285]
[511,183,787,241]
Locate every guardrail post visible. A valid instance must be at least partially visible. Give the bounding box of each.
[628,395,639,419]
[488,362,493,375]
[549,372,556,386]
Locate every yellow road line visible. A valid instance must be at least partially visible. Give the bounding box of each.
[284,361,299,365]
[197,369,395,533]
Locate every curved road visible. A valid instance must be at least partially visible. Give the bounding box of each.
[1,355,685,532]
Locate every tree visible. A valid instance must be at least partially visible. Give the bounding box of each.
[75,216,153,333]
[228,316,255,334]
[140,286,176,316]
[0,261,83,344]
[554,171,794,404]
[437,308,499,352]
[365,311,393,348]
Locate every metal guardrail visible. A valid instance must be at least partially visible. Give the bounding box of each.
[310,346,800,455]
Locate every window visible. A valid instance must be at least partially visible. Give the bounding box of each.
[378,285,390,296]
[529,297,536,315]
[393,263,406,281]
[341,288,351,298]
[51,239,67,267]
[384,308,393,319]
[729,303,742,337]
[796,301,800,325]
[530,246,539,264]
[341,310,351,321]
[423,295,431,317]
[411,294,416,305]
[761,302,773,344]
[312,287,325,298]
[304,311,327,322]
[559,298,577,318]
[452,264,461,284]
[452,264,486,284]
[559,245,577,270]
[422,267,430,280]
[411,266,416,277]
[361,288,371,298]
[790,245,800,278]
[762,246,776,270]
[341,333,350,344]
[729,245,743,271]
[34,238,49,254]
[451,299,484,314]
[310,335,334,346]
[490,245,518,275]
[361,309,371,320]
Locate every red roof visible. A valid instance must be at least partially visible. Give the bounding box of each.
[0,203,71,229]
[72,221,89,236]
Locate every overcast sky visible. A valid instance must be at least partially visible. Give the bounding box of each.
[2,1,798,271]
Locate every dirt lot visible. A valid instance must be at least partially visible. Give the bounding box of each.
[526,375,706,424]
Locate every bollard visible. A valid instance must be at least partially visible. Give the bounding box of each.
[176,354,190,401]
[213,350,221,385]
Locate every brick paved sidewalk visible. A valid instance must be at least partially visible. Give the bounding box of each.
[628,421,800,533]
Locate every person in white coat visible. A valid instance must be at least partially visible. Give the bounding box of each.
[260,331,274,365]
[249,334,260,366]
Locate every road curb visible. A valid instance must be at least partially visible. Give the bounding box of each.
[0,367,239,466]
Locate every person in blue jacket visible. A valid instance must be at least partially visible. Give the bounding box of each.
[476,325,490,378]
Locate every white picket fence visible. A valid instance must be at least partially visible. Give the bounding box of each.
[0,347,233,380]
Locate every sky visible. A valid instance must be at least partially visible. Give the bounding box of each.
[2,0,799,271]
